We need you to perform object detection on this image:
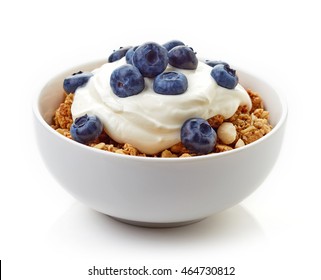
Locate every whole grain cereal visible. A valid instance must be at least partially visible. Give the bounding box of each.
[51,88,272,158]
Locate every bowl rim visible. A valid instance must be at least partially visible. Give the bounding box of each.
[33,59,288,163]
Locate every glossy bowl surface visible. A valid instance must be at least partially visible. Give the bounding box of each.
[33,59,287,226]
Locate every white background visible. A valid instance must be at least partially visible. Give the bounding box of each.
[1,0,320,279]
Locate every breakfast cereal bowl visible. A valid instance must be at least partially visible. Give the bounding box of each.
[33,58,287,227]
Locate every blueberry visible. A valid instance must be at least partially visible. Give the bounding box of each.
[168,46,198,70]
[63,71,93,93]
[210,64,238,89]
[110,64,145,98]
[132,42,168,78]
[125,46,138,65]
[205,60,230,68]
[70,114,103,144]
[162,39,185,51]
[153,71,188,95]
[108,46,132,62]
[181,118,217,155]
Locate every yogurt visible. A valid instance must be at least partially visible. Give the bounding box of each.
[71,58,252,154]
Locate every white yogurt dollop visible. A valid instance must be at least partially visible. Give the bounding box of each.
[71,58,251,154]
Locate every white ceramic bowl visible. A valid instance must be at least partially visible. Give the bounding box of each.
[33,59,287,227]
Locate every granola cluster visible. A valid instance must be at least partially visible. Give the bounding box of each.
[51,89,272,157]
